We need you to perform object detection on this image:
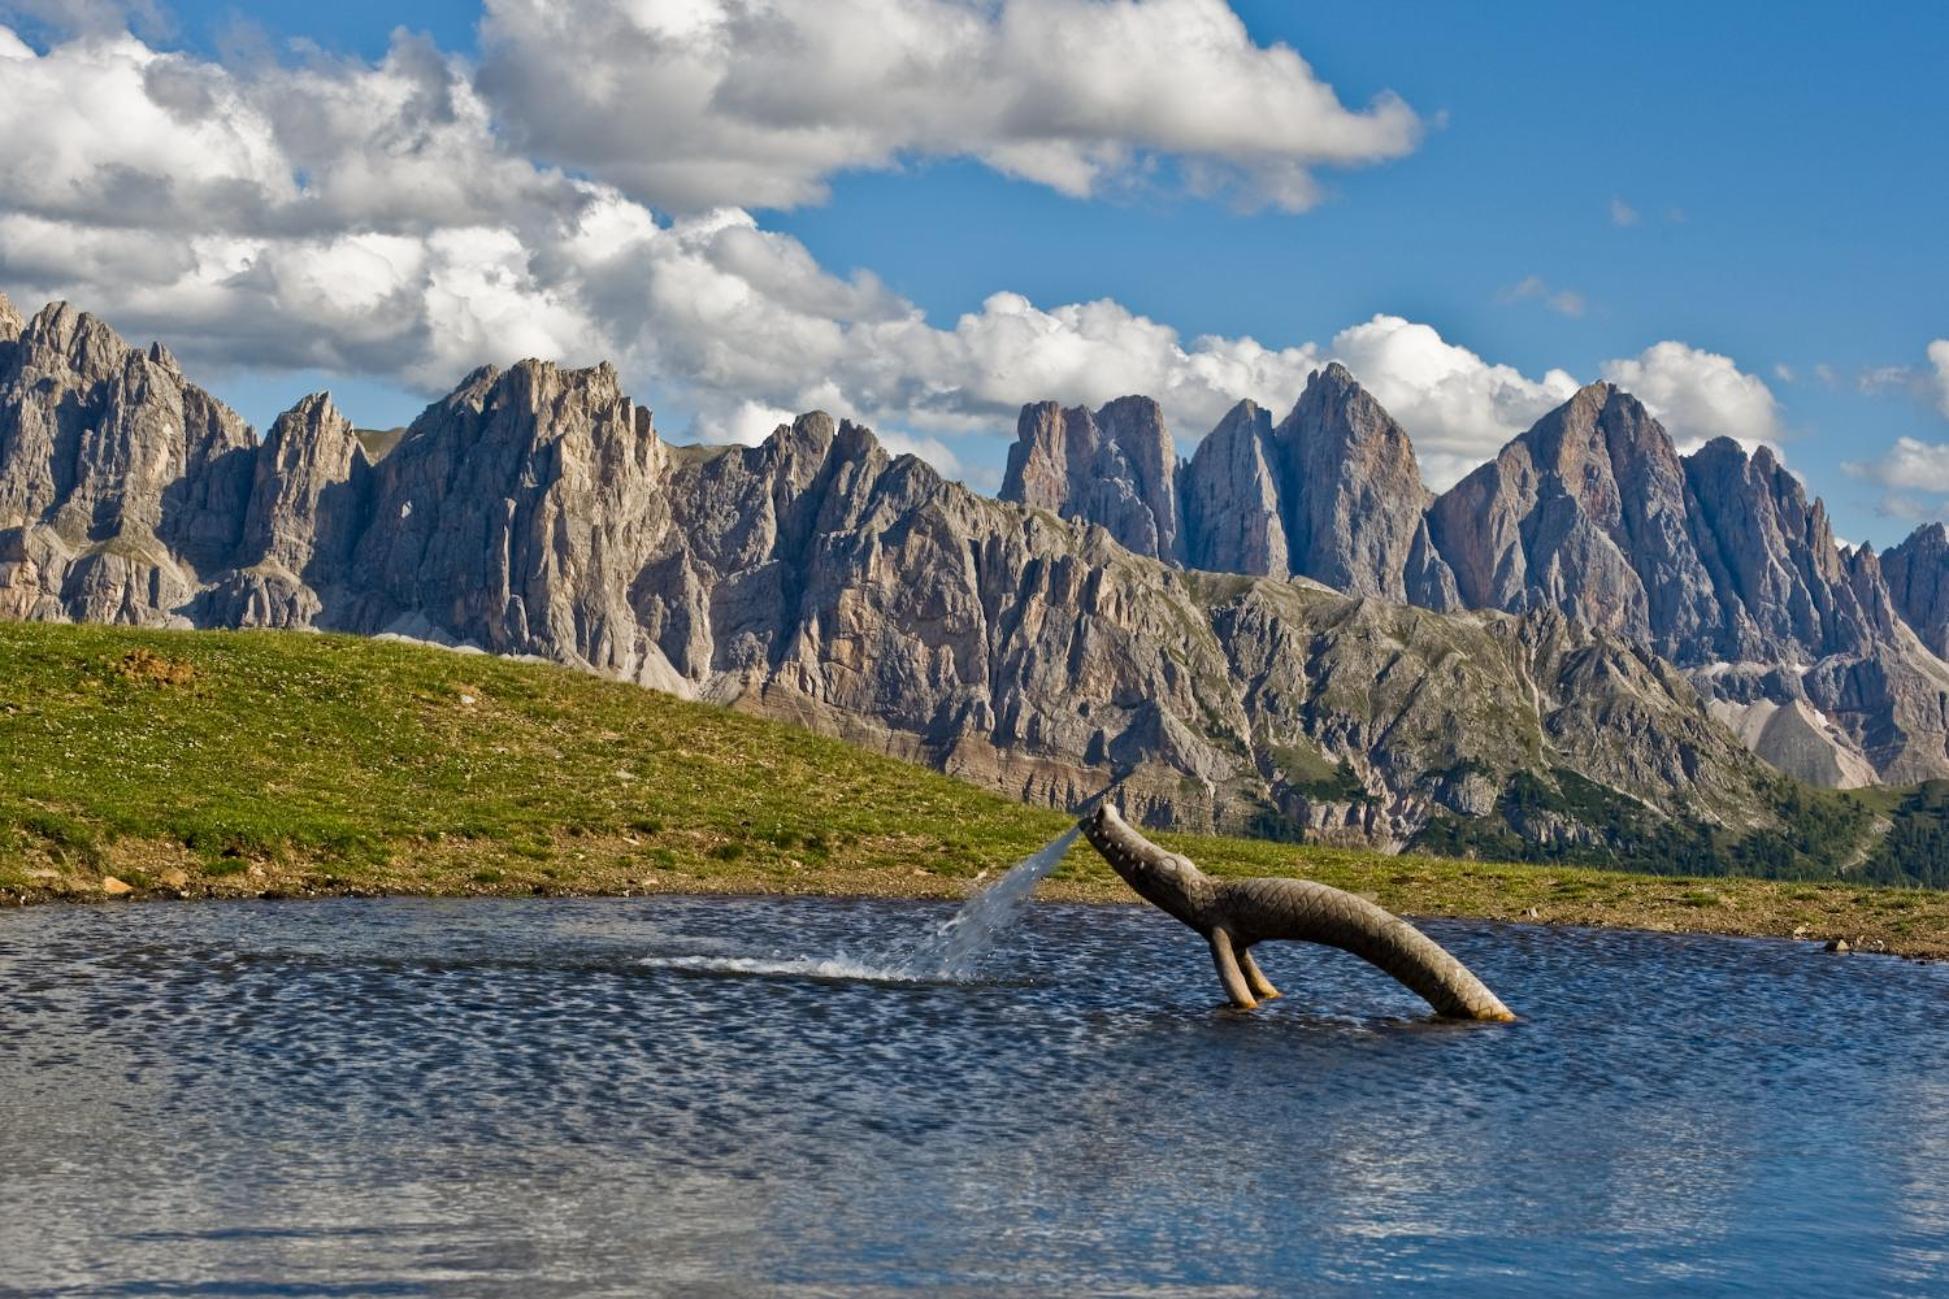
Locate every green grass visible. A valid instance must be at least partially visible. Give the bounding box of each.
[3,621,1949,957]
[0,621,1079,886]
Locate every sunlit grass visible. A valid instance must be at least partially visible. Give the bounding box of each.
[2,622,1945,957]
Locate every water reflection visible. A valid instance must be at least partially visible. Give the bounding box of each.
[1,896,1945,1296]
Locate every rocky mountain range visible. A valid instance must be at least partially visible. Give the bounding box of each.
[1002,363,1949,793]
[3,290,1945,870]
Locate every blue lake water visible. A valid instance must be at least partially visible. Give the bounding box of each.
[2,895,1946,1297]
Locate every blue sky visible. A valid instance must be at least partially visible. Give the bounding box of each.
[4,0,1946,544]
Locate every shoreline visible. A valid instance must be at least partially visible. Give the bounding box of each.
[2,843,1937,961]
[5,623,1946,964]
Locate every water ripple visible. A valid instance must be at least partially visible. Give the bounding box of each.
[1,895,1945,1296]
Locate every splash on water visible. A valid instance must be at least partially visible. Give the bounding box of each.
[886,826,1082,980]
[637,827,1083,985]
[637,953,923,983]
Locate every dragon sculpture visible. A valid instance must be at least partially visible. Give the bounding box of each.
[1082,804,1515,1021]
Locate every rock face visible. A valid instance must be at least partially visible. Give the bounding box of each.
[1884,524,1949,659]
[0,297,1813,857]
[1177,399,1283,575]
[1006,364,1459,606]
[1258,362,1454,607]
[1430,399,1893,674]
[997,364,1949,791]
[8,295,1949,857]
[198,393,373,629]
[0,300,255,625]
[1425,392,1949,786]
[1680,436,1893,661]
[345,359,679,689]
[1429,383,1724,659]
[1707,697,1879,790]
[1000,397,1180,562]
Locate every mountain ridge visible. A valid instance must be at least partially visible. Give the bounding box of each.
[998,364,1949,791]
[2,289,1941,873]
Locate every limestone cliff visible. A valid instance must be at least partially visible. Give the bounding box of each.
[0,299,255,625]
[1885,523,1949,659]
[1426,394,1949,786]
[1000,397,1180,562]
[1007,364,1458,607]
[0,298,1797,853]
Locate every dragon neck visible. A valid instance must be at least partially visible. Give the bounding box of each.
[1081,805,1213,930]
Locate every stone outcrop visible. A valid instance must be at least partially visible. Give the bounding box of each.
[197,393,373,629]
[1884,524,1949,659]
[1006,364,1458,606]
[345,359,679,689]
[0,297,1801,854]
[1680,437,1894,661]
[1425,394,1949,786]
[1256,362,1455,608]
[1178,399,1284,575]
[1428,382,1723,659]
[8,293,1949,856]
[1000,397,1180,562]
[0,300,255,626]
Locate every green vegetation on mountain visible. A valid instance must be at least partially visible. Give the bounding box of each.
[2,622,1948,957]
[1412,769,1877,879]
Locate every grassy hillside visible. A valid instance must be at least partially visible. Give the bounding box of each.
[3,622,1948,957]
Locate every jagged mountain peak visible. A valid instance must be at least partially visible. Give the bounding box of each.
[1209,396,1273,438]
[1511,378,1674,472]
[18,300,141,377]
[269,391,350,438]
[0,290,22,342]
[1001,363,1452,604]
[1000,393,1180,562]
[1687,434,1750,464]
[1884,522,1949,659]
[7,291,1949,831]
[1288,361,1391,436]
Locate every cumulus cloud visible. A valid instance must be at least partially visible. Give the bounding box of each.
[1329,315,1580,488]
[1932,340,1949,418]
[1599,341,1783,456]
[0,20,1776,501]
[0,23,1326,470]
[1845,438,1949,509]
[475,0,1421,213]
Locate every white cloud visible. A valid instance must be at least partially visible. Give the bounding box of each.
[1609,196,1640,227]
[0,22,1786,504]
[1845,438,1949,495]
[1599,341,1783,456]
[1497,274,1585,318]
[1858,364,1915,395]
[474,0,1421,213]
[1931,339,1949,418]
[0,20,1404,483]
[1328,315,1580,489]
